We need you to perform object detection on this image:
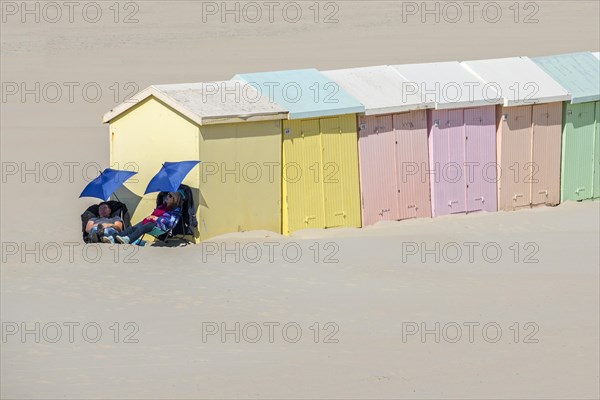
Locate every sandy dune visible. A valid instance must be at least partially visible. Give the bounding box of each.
[1,1,599,398]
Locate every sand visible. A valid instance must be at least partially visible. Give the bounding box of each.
[1,1,599,398]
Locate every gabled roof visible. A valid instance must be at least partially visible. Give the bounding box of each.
[391,61,502,109]
[532,52,600,104]
[321,65,433,115]
[232,68,365,119]
[462,57,571,106]
[103,81,288,125]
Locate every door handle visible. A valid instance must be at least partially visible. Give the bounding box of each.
[513,194,524,201]
[334,212,346,217]
[304,216,317,224]
[538,189,548,196]
[448,200,458,206]
[575,187,586,194]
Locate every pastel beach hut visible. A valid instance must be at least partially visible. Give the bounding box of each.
[532,52,600,201]
[103,81,288,242]
[463,57,571,211]
[392,61,503,217]
[232,69,365,235]
[321,66,434,226]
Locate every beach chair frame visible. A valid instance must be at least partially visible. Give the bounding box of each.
[141,185,195,245]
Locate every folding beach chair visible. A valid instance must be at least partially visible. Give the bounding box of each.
[142,184,196,244]
[81,200,131,243]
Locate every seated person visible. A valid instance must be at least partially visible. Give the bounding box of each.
[103,191,182,244]
[85,202,124,242]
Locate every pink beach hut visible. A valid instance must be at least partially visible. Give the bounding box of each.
[392,61,503,217]
[322,66,434,226]
[463,57,571,210]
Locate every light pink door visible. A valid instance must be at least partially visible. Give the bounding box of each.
[357,115,398,226]
[428,109,466,216]
[498,105,532,210]
[531,102,562,206]
[464,106,498,212]
[394,110,431,219]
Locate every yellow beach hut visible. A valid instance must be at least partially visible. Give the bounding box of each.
[232,69,366,234]
[103,81,288,242]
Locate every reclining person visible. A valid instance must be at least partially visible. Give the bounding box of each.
[103,191,182,245]
[85,202,124,242]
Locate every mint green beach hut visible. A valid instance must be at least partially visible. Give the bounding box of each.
[533,52,600,201]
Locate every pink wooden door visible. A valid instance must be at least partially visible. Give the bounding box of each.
[357,115,397,226]
[393,110,431,219]
[498,105,532,210]
[531,102,562,206]
[464,106,498,212]
[429,109,466,216]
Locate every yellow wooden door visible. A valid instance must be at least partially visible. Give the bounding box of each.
[320,117,345,227]
[282,119,324,234]
[320,115,361,228]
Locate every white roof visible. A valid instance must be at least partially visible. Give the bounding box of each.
[462,57,571,106]
[103,81,288,124]
[321,66,433,115]
[392,61,502,109]
[593,52,600,60]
